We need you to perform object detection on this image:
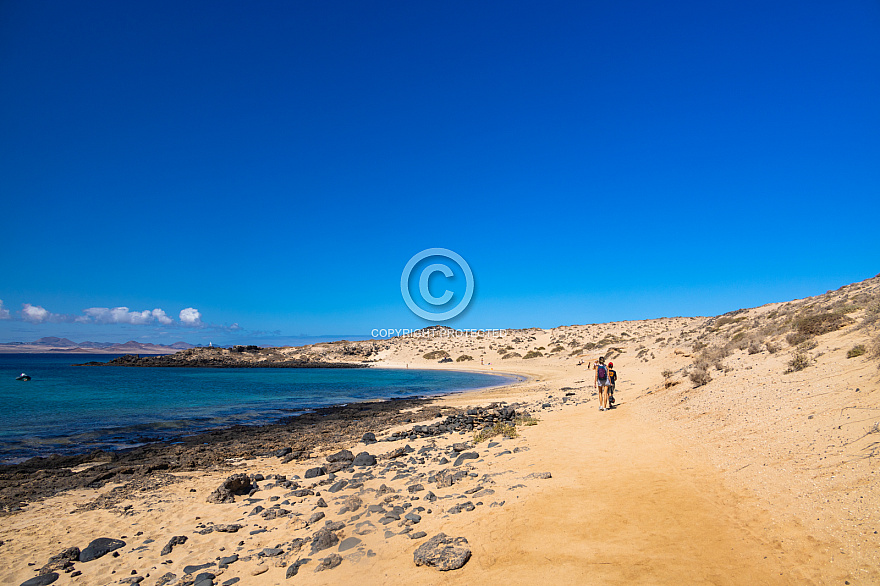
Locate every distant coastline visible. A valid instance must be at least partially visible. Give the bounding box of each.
[0,336,194,355]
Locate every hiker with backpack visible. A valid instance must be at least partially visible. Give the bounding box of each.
[595,356,611,411]
[607,361,617,408]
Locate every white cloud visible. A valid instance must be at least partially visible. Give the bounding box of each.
[179,307,202,327]
[0,300,9,320]
[152,308,173,325]
[80,306,172,325]
[22,303,51,323]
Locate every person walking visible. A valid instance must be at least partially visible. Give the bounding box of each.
[607,361,617,408]
[595,356,611,411]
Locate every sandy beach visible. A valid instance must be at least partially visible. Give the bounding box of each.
[3,276,879,585]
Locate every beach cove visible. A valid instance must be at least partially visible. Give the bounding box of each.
[3,276,880,585]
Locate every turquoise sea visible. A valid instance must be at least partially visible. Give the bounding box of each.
[0,354,516,462]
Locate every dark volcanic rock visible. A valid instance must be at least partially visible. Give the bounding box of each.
[206,474,253,504]
[352,452,377,467]
[285,559,309,578]
[315,553,342,571]
[310,527,339,553]
[453,452,478,466]
[413,533,471,571]
[326,449,354,463]
[304,467,326,479]
[21,573,59,586]
[38,546,79,574]
[183,562,214,574]
[79,537,125,562]
[361,432,377,444]
[155,573,177,586]
[161,535,187,556]
[434,469,467,488]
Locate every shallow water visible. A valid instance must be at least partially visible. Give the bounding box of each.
[0,354,515,461]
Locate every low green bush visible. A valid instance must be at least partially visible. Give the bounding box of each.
[847,345,866,359]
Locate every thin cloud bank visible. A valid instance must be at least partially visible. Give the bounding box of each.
[77,307,178,326]
[7,303,233,330]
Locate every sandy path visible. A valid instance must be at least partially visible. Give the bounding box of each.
[310,395,828,586]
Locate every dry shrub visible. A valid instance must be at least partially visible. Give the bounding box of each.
[747,341,762,354]
[501,352,521,360]
[766,341,780,354]
[423,350,449,359]
[793,312,850,337]
[846,345,866,359]
[456,355,474,362]
[785,352,813,373]
[523,350,543,359]
[689,369,712,387]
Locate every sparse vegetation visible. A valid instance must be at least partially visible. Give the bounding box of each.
[501,352,522,359]
[423,350,449,360]
[793,312,851,337]
[785,351,813,373]
[766,341,780,353]
[515,414,539,426]
[847,345,866,359]
[523,350,543,359]
[689,368,712,387]
[550,345,565,353]
[456,354,474,362]
[747,341,763,355]
[474,422,518,443]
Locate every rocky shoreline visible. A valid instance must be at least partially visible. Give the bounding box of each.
[0,396,460,513]
[76,354,369,368]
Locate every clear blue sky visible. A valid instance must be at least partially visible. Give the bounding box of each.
[1,0,878,345]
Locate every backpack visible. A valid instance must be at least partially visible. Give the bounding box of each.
[597,364,607,379]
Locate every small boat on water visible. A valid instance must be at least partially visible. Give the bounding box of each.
[16,373,31,381]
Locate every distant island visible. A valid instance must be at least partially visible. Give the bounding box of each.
[0,336,195,354]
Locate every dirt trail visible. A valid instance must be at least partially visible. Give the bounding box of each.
[432,403,827,586]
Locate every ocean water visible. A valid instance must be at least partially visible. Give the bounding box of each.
[0,354,517,462]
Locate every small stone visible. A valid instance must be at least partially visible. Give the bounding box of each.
[251,564,268,576]
[315,553,342,571]
[160,535,187,556]
[413,533,471,571]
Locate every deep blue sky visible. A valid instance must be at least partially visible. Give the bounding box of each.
[1,1,878,345]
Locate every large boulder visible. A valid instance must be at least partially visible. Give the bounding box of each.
[352,452,376,467]
[38,547,79,575]
[310,527,340,554]
[206,473,253,504]
[325,449,354,463]
[79,537,126,562]
[413,533,471,571]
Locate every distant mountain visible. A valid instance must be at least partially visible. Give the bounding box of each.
[0,337,189,354]
[32,337,78,346]
[76,341,115,348]
[170,341,196,349]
